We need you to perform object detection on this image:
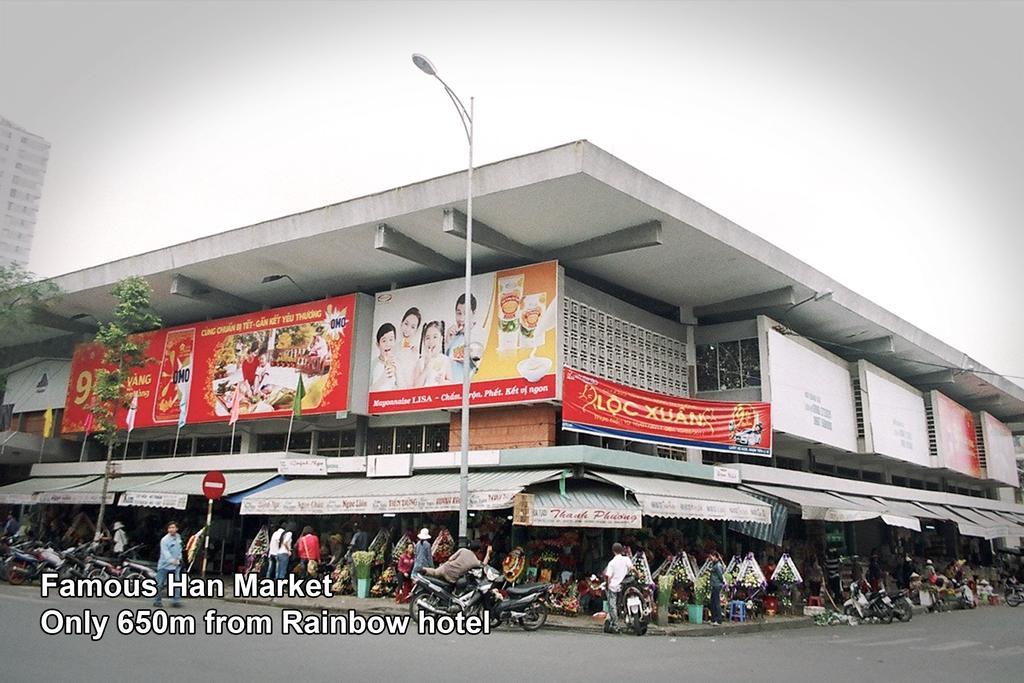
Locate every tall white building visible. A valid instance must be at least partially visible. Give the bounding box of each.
[0,117,50,267]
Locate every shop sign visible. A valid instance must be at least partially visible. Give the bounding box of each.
[526,505,642,529]
[278,457,329,476]
[36,491,114,506]
[119,491,189,510]
[562,368,772,457]
[713,466,741,484]
[368,261,559,414]
[240,488,523,516]
[63,295,357,433]
[512,493,534,526]
[0,493,36,505]
[635,493,771,524]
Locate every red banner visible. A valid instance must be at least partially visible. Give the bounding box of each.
[561,368,772,456]
[63,295,356,433]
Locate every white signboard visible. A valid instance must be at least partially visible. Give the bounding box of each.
[37,491,114,506]
[859,362,931,467]
[2,359,71,413]
[119,491,189,510]
[240,489,521,516]
[713,466,741,484]
[528,505,642,528]
[277,457,328,476]
[635,494,771,524]
[980,412,1019,487]
[0,493,35,505]
[766,328,858,452]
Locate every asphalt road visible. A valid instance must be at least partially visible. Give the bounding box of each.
[1,583,1021,683]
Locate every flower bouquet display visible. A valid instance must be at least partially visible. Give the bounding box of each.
[185,526,207,572]
[770,553,803,586]
[352,550,375,598]
[722,555,741,587]
[332,563,354,595]
[431,528,455,564]
[503,547,527,583]
[245,526,270,575]
[668,552,699,587]
[690,572,711,624]
[770,553,802,613]
[370,566,398,598]
[391,534,413,563]
[632,550,653,588]
[368,529,390,566]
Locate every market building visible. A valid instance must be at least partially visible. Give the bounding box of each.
[1,140,1022,600]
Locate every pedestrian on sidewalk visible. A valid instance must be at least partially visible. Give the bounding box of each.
[297,526,321,577]
[268,522,293,579]
[603,542,633,633]
[395,544,415,603]
[412,528,433,578]
[824,546,842,599]
[709,551,726,625]
[154,521,183,608]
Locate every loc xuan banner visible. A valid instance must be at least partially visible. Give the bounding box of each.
[62,295,356,433]
[367,261,559,414]
[562,368,772,456]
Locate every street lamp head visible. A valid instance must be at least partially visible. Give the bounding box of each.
[261,275,285,284]
[412,53,437,76]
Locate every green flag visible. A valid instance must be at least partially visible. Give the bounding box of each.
[292,375,305,416]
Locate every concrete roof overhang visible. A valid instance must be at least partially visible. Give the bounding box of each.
[15,140,1024,423]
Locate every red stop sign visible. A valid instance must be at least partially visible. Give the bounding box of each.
[202,471,226,500]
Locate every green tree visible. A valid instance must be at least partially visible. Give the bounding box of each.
[0,263,61,391]
[90,277,161,541]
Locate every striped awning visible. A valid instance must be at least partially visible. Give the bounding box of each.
[0,476,102,505]
[120,471,282,510]
[744,484,879,523]
[590,471,771,524]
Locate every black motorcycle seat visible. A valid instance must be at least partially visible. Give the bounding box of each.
[507,583,548,596]
[421,574,453,588]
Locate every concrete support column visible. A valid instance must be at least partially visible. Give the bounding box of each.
[239,429,254,454]
[685,447,703,464]
[354,415,369,459]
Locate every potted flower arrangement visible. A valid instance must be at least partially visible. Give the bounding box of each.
[352,551,375,598]
[770,553,802,614]
[690,572,710,624]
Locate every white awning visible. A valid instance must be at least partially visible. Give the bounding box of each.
[911,503,992,538]
[37,474,180,506]
[950,507,1024,539]
[240,469,565,516]
[0,476,102,505]
[978,509,1024,534]
[744,484,879,523]
[523,483,643,529]
[828,494,921,532]
[589,471,771,524]
[120,471,281,510]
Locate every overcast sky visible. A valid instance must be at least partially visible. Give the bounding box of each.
[2,1,1022,383]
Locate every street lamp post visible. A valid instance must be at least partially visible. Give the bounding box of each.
[412,53,474,545]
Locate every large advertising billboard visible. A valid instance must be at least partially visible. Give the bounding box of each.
[764,325,858,452]
[930,390,981,478]
[62,295,356,433]
[562,368,772,456]
[858,361,931,467]
[368,261,559,414]
[979,412,1019,487]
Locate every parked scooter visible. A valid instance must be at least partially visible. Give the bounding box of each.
[409,564,551,631]
[1005,577,1022,607]
[4,546,50,585]
[843,580,894,624]
[887,588,914,622]
[601,574,652,636]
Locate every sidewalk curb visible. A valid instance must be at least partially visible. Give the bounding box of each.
[220,595,816,637]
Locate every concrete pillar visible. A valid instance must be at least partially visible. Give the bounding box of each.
[685,447,703,464]
[354,415,369,459]
[239,429,254,454]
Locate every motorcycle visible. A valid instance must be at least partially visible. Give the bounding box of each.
[603,574,652,636]
[887,588,913,622]
[409,565,551,631]
[843,580,894,624]
[1005,577,1022,607]
[4,546,50,585]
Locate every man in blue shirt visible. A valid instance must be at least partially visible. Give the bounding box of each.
[154,521,183,608]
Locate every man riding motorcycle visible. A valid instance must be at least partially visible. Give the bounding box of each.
[422,540,493,584]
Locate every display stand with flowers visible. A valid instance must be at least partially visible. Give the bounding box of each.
[770,553,803,615]
[690,571,711,624]
[431,529,454,564]
[632,550,654,588]
[731,553,768,619]
[503,546,527,584]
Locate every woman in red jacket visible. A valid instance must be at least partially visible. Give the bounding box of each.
[297,526,321,577]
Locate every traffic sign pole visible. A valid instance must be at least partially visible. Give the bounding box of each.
[201,498,213,579]
[200,471,226,579]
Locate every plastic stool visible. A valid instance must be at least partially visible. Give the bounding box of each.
[807,596,824,607]
[728,600,747,622]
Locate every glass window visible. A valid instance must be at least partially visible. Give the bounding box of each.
[318,430,340,450]
[368,428,394,455]
[424,424,449,453]
[145,440,173,457]
[740,338,761,387]
[717,340,742,390]
[696,344,718,392]
[257,434,286,452]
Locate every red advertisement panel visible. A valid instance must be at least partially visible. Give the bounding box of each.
[62,295,356,433]
[932,391,982,478]
[562,368,772,456]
